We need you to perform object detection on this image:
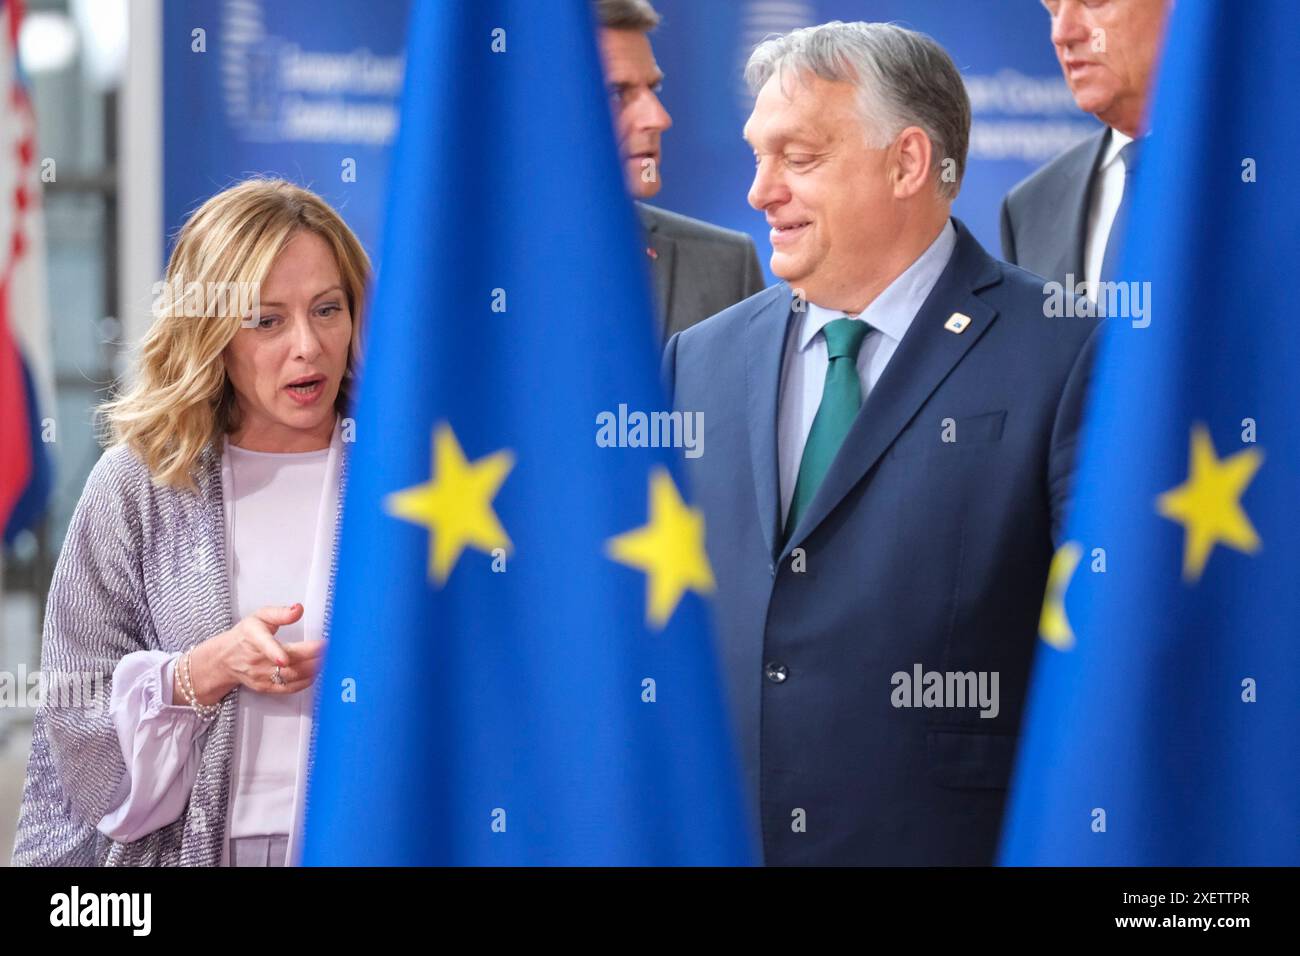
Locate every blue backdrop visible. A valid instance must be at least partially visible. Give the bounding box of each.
[650,0,1098,277]
[162,2,1093,278]
[162,0,411,263]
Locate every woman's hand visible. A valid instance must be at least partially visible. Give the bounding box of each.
[175,604,328,707]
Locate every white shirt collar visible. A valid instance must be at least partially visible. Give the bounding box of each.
[796,219,958,353]
[1101,126,1136,171]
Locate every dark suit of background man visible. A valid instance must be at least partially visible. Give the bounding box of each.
[665,21,1100,865]
[595,0,764,341]
[1001,0,1172,291]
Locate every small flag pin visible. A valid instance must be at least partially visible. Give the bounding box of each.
[944,312,971,334]
[646,246,658,260]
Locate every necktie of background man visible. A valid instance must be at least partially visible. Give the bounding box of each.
[1100,138,1143,286]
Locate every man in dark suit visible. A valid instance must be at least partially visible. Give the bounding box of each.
[595,0,764,340]
[1001,0,1171,292]
[665,21,1100,865]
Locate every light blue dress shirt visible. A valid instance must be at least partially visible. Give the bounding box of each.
[777,219,958,524]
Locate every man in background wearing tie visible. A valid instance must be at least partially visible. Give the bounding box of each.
[664,22,1100,865]
[1000,0,1172,296]
[595,0,765,342]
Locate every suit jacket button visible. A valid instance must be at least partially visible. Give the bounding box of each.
[765,662,789,684]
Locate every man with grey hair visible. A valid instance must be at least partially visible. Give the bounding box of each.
[593,0,764,341]
[664,21,1101,865]
[1001,0,1172,294]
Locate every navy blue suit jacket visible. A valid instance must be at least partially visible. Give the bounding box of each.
[664,219,1100,865]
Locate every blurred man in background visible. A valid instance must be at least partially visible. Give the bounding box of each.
[1000,0,1172,294]
[595,0,764,341]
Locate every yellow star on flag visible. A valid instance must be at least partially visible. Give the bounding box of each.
[606,467,714,629]
[1039,540,1082,650]
[1156,424,1263,583]
[385,423,515,586]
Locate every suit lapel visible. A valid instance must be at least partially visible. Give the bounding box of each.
[780,222,1002,560]
[651,232,677,338]
[638,204,676,339]
[744,286,798,562]
[1048,128,1110,284]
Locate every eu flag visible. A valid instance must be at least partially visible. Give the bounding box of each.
[1000,0,1300,865]
[301,1,754,864]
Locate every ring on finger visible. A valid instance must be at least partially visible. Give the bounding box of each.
[272,664,286,686]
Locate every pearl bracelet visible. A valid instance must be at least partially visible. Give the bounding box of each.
[178,649,220,720]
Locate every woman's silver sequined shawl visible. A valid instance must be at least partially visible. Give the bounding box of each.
[10,439,343,866]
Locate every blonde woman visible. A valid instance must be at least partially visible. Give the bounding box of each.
[11,178,369,866]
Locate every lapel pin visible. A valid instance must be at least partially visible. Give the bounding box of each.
[944,312,971,334]
[646,246,658,260]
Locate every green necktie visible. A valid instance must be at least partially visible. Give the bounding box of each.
[785,317,871,540]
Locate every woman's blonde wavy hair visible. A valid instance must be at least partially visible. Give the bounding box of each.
[101,178,370,490]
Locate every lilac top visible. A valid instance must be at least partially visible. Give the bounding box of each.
[96,433,336,861]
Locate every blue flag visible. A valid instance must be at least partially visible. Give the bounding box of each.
[301,0,754,865]
[1000,0,1300,865]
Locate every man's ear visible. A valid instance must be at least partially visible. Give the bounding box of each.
[891,126,933,199]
